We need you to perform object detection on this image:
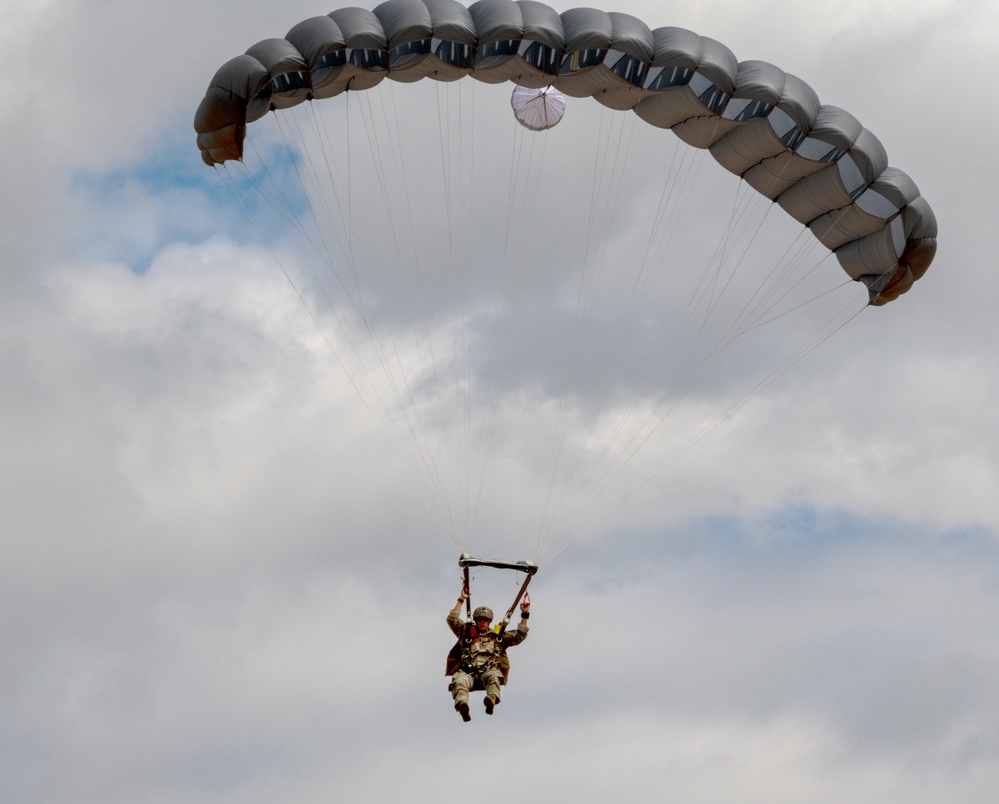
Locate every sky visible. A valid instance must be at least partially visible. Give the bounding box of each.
[2,1,997,802]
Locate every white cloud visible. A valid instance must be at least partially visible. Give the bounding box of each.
[2,1,997,801]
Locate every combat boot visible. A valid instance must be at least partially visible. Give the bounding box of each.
[456,701,471,722]
[484,695,497,715]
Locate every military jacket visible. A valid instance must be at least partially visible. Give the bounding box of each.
[445,610,528,685]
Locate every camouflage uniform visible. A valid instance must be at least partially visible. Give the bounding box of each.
[446,610,528,706]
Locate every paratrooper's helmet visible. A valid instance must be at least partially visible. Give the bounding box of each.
[472,606,494,621]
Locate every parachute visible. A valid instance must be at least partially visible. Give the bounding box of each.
[195,1,935,303]
[194,1,937,563]
[511,85,565,131]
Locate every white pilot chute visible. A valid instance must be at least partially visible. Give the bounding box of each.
[510,85,566,132]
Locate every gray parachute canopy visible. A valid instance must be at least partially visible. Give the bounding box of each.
[194,0,936,305]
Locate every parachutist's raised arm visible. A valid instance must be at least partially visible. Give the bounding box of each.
[451,584,470,618]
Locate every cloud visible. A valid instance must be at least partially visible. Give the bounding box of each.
[2,1,998,802]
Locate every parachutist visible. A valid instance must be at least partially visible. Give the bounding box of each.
[446,586,530,722]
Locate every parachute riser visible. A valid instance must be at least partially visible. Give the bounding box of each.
[463,564,471,621]
[498,571,535,636]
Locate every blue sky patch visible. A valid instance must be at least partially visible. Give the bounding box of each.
[67,132,310,274]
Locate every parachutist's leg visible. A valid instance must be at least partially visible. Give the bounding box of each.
[451,671,472,721]
[481,667,503,712]
[451,671,472,705]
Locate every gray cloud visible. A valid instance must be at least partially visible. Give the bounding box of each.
[2,1,997,802]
